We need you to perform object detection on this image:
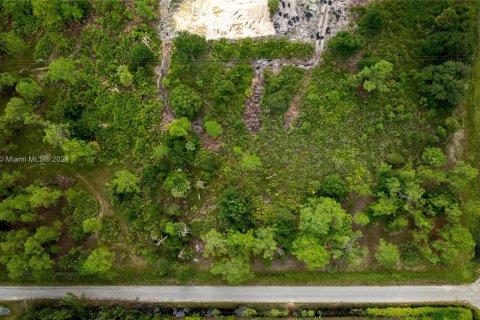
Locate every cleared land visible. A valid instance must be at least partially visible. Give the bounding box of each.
[173,0,275,40]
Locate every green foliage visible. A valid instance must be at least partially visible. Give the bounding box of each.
[2,97,33,125]
[0,222,61,280]
[117,65,133,86]
[421,4,476,63]
[375,239,400,269]
[421,61,470,108]
[0,31,28,55]
[135,0,156,21]
[129,43,155,70]
[163,170,191,198]
[204,120,223,138]
[358,6,385,32]
[241,154,262,171]
[298,197,349,237]
[32,0,89,29]
[63,190,99,241]
[167,117,191,137]
[328,31,365,57]
[268,0,280,13]
[82,217,102,233]
[218,188,253,232]
[211,38,314,61]
[421,147,447,167]
[266,309,288,317]
[203,227,276,284]
[16,79,42,103]
[350,60,394,93]
[62,139,98,166]
[45,57,77,85]
[262,66,305,115]
[170,84,203,118]
[99,216,121,243]
[82,248,115,278]
[365,306,473,320]
[0,185,62,223]
[317,173,347,200]
[110,170,140,195]
[173,32,208,61]
[292,235,330,270]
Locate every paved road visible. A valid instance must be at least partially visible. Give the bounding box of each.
[1,285,479,308]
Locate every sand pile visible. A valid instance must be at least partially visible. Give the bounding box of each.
[172,0,276,40]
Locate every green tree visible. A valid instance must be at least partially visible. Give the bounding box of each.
[448,162,478,190]
[45,58,77,85]
[170,84,203,118]
[253,227,277,260]
[32,0,89,29]
[421,147,447,167]
[16,80,42,103]
[240,154,262,171]
[110,170,140,195]
[28,253,54,280]
[135,0,155,21]
[317,173,347,199]
[173,32,208,61]
[292,235,330,270]
[163,170,191,198]
[328,31,364,57]
[43,122,68,147]
[167,117,191,137]
[62,139,98,165]
[0,31,27,55]
[350,60,393,93]
[27,186,62,208]
[116,65,133,86]
[218,188,253,231]
[82,217,102,233]
[375,239,400,269]
[2,97,32,124]
[433,226,475,265]
[421,61,470,108]
[210,256,253,284]
[204,120,223,138]
[82,248,115,278]
[298,197,349,237]
[129,43,154,70]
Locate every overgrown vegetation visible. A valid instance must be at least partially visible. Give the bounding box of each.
[13,295,476,320]
[0,0,478,286]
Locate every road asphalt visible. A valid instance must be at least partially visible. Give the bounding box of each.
[1,284,479,308]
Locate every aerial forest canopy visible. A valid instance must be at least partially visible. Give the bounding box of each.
[0,0,478,285]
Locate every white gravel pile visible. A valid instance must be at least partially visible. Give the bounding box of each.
[172,0,276,40]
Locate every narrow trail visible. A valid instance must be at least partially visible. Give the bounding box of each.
[243,68,265,132]
[242,1,333,132]
[24,164,109,218]
[284,73,312,128]
[73,173,109,218]
[157,0,176,130]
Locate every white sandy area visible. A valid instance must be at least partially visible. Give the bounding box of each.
[173,0,276,40]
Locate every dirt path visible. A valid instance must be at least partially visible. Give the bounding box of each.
[242,65,265,132]
[24,164,110,218]
[73,173,109,218]
[157,0,176,130]
[284,72,312,128]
